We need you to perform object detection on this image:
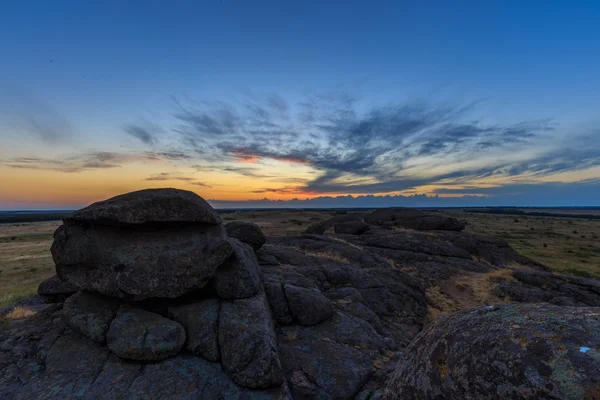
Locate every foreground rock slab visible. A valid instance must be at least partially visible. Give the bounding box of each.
[384,303,600,400]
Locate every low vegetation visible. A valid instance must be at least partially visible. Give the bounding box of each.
[426,267,517,322]
[446,210,600,280]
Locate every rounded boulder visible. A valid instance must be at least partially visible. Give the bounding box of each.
[225,221,267,251]
[107,306,186,361]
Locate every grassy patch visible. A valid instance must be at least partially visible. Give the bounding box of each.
[0,233,54,243]
[0,282,41,307]
[5,306,36,320]
[556,268,600,279]
[426,267,518,323]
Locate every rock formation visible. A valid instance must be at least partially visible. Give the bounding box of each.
[1,188,599,399]
[3,189,290,399]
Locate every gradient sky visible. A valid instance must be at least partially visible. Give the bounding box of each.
[1,0,599,209]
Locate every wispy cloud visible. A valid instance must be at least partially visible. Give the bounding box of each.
[251,186,306,194]
[4,151,183,173]
[0,87,74,144]
[144,171,212,187]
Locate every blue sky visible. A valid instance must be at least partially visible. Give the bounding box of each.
[1,1,599,208]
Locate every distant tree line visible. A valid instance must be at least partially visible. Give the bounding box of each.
[0,213,73,223]
[468,209,600,220]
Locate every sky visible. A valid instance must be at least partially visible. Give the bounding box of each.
[1,0,599,209]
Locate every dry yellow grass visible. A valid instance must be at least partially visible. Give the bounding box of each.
[299,249,352,264]
[5,306,36,320]
[426,266,519,322]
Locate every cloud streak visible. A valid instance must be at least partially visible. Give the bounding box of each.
[145,172,212,187]
[166,93,588,196]
[3,151,187,173]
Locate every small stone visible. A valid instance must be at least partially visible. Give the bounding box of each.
[225,221,267,250]
[107,306,186,361]
[37,275,78,303]
[334,221,371,235]
[62,291,121,343]
[168,299,220,361]
[213,239,261,299]
[283,285,334,326]
[264,282,292,325]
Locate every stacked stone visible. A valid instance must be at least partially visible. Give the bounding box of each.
[43,188,286,393]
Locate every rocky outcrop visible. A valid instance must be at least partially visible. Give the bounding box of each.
[225,221,267,250]
[1,189,290,398]
[384,303,600,400]
[364,208,466,231]
[4,189,599,399]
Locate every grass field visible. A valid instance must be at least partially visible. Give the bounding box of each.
[1,209,599,307]
[446,211,600,279]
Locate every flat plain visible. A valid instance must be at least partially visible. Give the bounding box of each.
[1,209,599,307]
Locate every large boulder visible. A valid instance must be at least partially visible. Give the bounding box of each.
[225,221,267,250]
[384,303,600,400]
[107,306,186,361]
[70,188,221,226]
[62,291,121,343]
[283,284,334,326]
[52,221,233,299]
[364,208,465,231]
[51,189,236,300]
